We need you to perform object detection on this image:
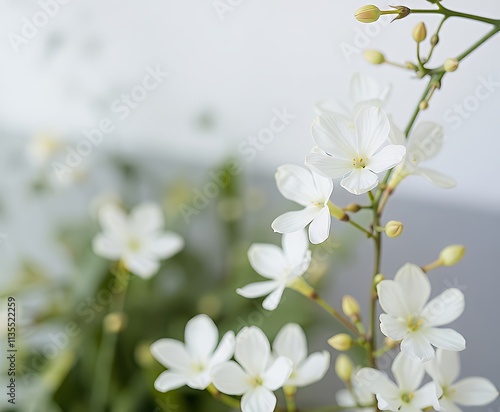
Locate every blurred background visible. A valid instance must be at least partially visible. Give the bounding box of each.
[0,0,499,411]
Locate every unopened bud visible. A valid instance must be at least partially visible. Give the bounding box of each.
[439,245,466,266]
[419,101,429,110]
[444,58,459,72]
[335,354,353,382]
[355,5,381,23]
[431,34,439,46]
[363,49,385,65]
[328,202,349,221]
[405,62,418,71]
[342,295,361,320]
[373,274,384,286]
[413,22,427,43]
[385,220,403,238]
[104,312,127,333]
[344,203,361,213]
[328,333,353,351]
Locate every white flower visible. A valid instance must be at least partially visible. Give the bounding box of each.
[336,368,374,412]
[378,263,466,363]
[150,314,235,392]
[271,164,333,244]
[92,202,184,278]
[358,352,442,411]
[212,326,293,412]
[388,122,456,188]
[425,349,499,412]
[306,106,406,195]
[272,323,330,388]
[236,230,311,311]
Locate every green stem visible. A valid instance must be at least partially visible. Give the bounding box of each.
[348,219,374,238]
[425,17,448,63]
[207,384,241,409]
[314,295,362,337]
[410,7,500,26]
[457,26,500,61]
[284,387,297,412]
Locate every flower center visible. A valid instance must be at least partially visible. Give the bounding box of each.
[401,392,414,403]
[127,237,142,251]
[249,376,263,388]
[191,362,206,373]
[352,157,367,169]
[407,316,424,331]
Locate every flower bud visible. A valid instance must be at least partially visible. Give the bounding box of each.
[328,333,353,351]
[373,274,384,286]
[385,220,403,238]
[335,354,353,382]
[328,202,349,221]
[355,5,381,23]
[419,101,429,110]
[342,295,361,319]
[405,62,418,71]
[439,245,466,266]
[344,203,361,213]
[444,58,459,72]
[413,22,427,43]
[104,312,127,333]
[363,49,385,65]
[431,34,439,46]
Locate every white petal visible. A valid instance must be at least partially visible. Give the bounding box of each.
[273,323,308,365]
[335,389,356,407]
[211,361,251,395]
[438,397,463,412]
[130,202,164,233]
[235,327,271,376]
[368,145,406,173]
[272,207,320,235]
[341,169,378,195]
[98,203,127,234]
[241,387,276,412]
[210,331,236,368]
[422,328,466,352]
[357,368,400,398]
[308,206,331,244]
[377,280,410,318]
[350,73,384,104]
[92,234,122,260]
[237,281,280,299]
[154,371,188,393]
[312,169,334,202]
[391,352,425,392]
[376,394,401,412]
[291,351,330,387]
[412,382,443,411]
[414,168,457,188]
[311,113,357,159]
[150,339,192,372]
[354,106,390,156]
[275,164,323,206]
[247,244,288,279]
[187,372,212,390]
[407,122,444,162]
[380,314,407,340]
[452,377,499,406]
[282,229,309,268]
[149,232,184,259]
[262,285,286,311]
[123,255,160,278]
[184,314,218,362]
[422,288,465,326]
[262,356,293,390]
[394,263,430,314]
[400,332,435,362]
[433,349,460,386]
[305,151,353,180]
[388,117,406,146]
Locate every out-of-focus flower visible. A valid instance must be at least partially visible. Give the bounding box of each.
[336,367,374,411]
[150,314,235,392]
[425,349,499,411]
[92,202,183,278]
[271,165,333,244]
[272,323,330,388]
[378,263,465,362]
[211,326,292,412]
[237,230,311,310]
[306,107,406,195]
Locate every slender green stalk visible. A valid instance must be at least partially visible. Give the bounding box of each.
[207,384,241,409]
[410,7,500,26]
[284,387,297,412]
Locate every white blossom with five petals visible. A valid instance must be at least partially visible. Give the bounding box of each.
[306,106,406,195]
[92,202,184,278]
[211,326,293,412]
[150,314,235,393]
[271,164,333,244]
[378,263,466,363]
[236,230,311,311]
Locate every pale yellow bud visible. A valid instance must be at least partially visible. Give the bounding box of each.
[328,333,353,351]
[328,202,349,221]
[135,342,155,367]
[344,203,361,213]
[444,58,459,72]
[355,5,381,23]
[439,245,466,266]
[363,49,385,65]
[385,220,403,238]
[104,312,127,333]
[342,295,361,319]
[413,22,427,43]
[373,274,385,286]
[419,101,429,110]
[335,354,354,382]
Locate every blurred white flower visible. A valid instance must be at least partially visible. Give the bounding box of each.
[306,107,406,195]
[336,368,375,411]
[236,230,311,311]
[92,202,183,278]
[271,164,333,244]
[272,323,330,388]
[358,352,442,411]
[425,349,499,411]
[378,263,466,363]
[150,314,235,392]
[27,134,64,167]
[212,326,293,412]
[388,122,456,188]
